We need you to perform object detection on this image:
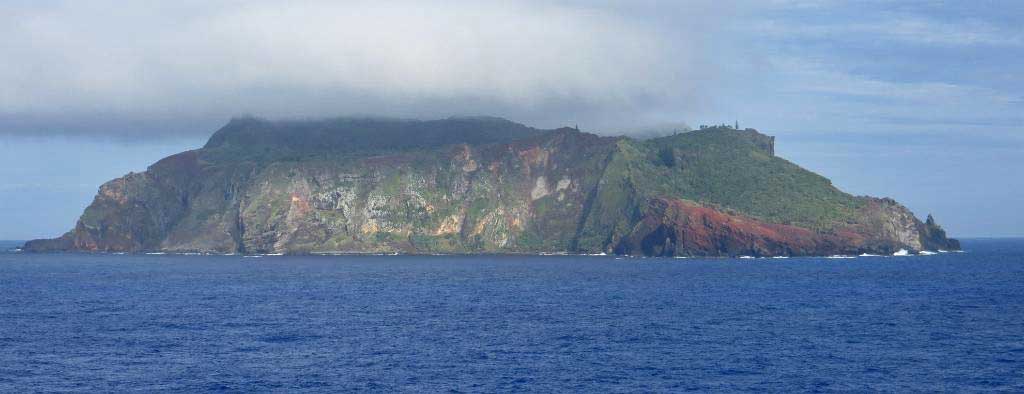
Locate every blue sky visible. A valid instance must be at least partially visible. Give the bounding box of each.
[0,1,1021,239]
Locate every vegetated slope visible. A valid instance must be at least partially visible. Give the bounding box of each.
[25,118,958,256]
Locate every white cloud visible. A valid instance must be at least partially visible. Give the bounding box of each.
[738,55,1023,135]
[751,16,1023,47]
[775,57,1016,104]
[0,1,720,128]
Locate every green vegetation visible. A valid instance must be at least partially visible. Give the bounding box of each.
[201,115,542,164]
[630,127,865,230]
[29,118,956,256]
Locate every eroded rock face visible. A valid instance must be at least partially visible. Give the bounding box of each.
[616,198,824,257]
[614,198,956,257]
[24,119,959,256]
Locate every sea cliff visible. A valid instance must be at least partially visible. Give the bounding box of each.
[25,117,959,256]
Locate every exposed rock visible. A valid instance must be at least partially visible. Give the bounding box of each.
[24,119,959,256]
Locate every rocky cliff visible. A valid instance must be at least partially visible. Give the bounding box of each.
[24,117,959,256]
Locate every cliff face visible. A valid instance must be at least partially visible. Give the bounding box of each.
[25,118,959,256]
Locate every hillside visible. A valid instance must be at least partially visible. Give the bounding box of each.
[24,117,959,256]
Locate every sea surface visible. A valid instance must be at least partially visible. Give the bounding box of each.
[1,239,1023,392]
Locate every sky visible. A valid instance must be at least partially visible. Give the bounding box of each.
[1,0,1022,239]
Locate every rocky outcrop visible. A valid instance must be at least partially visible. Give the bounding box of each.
[24,118,958,256]
[920,214,961,251]
[616,198,833,257]
[614,198,958,257]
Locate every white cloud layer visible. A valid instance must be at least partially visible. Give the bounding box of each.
[753,17,1024,47]
[1,1,1019,139]
[0,1,723,132]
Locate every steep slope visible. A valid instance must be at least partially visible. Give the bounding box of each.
[24,119,958,256]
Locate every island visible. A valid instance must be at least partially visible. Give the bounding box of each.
[24,116,959,256]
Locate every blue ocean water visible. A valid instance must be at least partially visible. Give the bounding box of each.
[1,240,1022,392]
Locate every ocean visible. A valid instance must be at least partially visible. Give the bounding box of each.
[1,239,1022,391]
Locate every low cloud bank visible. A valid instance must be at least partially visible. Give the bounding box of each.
[1,1,728,138]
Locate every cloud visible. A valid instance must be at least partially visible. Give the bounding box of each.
[708,1,1024,136]
[773,57,1018,105]
[0,1,728,137]
[727,54,1024,136]
[752,17,1023,47]
[2,1,1020,141]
